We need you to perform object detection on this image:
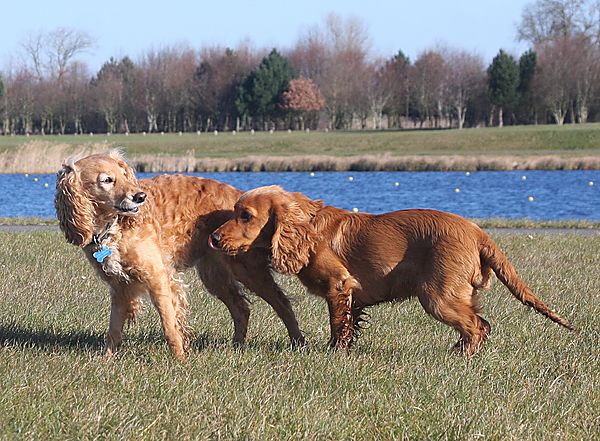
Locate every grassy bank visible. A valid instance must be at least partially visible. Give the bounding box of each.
[0,230,597,439]
[1,124,600,172]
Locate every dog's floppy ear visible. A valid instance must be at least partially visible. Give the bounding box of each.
[54,159,95,246]
[270,192,323,274]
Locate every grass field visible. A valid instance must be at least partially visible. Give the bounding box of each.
[1,124,600,173]
[3,216,600,229]
[0,230,598,439]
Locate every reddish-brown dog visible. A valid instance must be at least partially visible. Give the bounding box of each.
[55,153,303,359]
[210,185,576,356]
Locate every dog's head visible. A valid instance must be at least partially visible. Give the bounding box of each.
[210,185,323,274]
[55,150,146,246]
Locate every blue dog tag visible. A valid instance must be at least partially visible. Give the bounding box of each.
[93,246,112,263]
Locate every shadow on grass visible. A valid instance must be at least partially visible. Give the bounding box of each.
[0,321,104,351]
[191,333,310,353]
[0,320,306,356]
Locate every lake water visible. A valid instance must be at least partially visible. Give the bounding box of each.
[1,170,599,220]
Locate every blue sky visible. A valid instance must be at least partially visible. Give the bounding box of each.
[1,0,530,71]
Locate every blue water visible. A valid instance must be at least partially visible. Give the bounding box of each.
[2,170,599,220]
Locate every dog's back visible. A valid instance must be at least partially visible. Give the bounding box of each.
[139,174,241,267]
[312,208,483,304]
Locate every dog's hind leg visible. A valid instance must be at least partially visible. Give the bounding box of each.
[326,275,361,351]
[418,286,491,357]
[197,263,250,346]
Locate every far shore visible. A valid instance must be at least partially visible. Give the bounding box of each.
[1,125,600,173]
[2,149,600,174]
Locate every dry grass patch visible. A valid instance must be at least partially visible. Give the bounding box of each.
[0,141,109,173]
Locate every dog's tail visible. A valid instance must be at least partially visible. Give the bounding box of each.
[478,233,576,332]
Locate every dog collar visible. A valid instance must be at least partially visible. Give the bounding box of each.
[92,219,117,246]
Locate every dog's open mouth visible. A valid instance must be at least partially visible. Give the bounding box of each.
[208,234,246,255]
[117,206,139,214]
[115,201,144,216]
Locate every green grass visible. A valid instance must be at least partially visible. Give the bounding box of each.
[1,123,600,157]
[472,218,600,229]
[0,217,58,226]
[2,216,599,229]
[0,231,598,439]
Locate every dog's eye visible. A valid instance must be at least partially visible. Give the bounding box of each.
[240,210,252,222]
[101,176,115,184]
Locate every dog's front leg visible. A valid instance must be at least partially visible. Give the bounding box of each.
[104,282,143,357]
[146,274,187,360]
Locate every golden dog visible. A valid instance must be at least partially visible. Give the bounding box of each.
[55,153,303,359]
[210,185,576,356]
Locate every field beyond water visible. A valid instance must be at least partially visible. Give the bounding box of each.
[1,123,600,173]
[0,230,598,439]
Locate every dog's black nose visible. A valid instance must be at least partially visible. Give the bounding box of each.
[209,232,221,249]
[132,192,146,204]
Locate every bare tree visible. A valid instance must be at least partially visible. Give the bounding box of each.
[568,34,600,122]
[59,61,90,134]
[290,13,371,129]
[3,68,36,134]
[535,38,572,124]
[517,0,598,45]
[379,51,411,128]
[93,66,123,133]
[361,60,394,129]
[21,28,94,82]
[445,50,486,129]
[136,52,163,133]
[412,50,447,128]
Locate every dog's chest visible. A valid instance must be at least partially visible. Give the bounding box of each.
[85,239,131,282]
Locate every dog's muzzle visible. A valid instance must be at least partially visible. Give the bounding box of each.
[208,232,243,255]
[116,192,146,215]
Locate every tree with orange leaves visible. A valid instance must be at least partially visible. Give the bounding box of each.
[281,77,325,130]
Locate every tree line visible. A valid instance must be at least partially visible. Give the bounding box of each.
[1,1,600,135]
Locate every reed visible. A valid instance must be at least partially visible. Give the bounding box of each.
[0,141,108,173]
[132,153,600,173]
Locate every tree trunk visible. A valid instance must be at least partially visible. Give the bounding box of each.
[552,108,565,125]
[147,112,157,132]
[570,102,576,124]
[456,105,466,130]
[498,107,503,128]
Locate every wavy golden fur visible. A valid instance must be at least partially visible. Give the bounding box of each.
[212,185,576,356]
[55,153,303,359]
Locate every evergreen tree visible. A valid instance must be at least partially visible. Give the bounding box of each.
[517,50,538,124]
[236,49,295,129]
[487,49,519,127]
